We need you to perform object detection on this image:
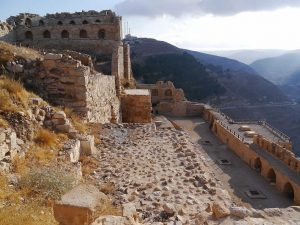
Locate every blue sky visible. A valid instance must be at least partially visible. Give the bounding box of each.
[2,0,300,50]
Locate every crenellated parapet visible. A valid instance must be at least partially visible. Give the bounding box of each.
[253,135,300,173]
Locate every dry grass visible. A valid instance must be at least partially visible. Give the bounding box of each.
[0,76,32,112]
[64,108,88,134]
[34,128,59,148]
[0,203,58,225]
[79,156,99,176]
[0,116,8,128]
[0,173,57,225]
[0,41,42,65]
[97,201,122,217]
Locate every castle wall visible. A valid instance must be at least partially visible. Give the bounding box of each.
[204,108,300,205]
[138,81,186,105]
[30,53,120,124]
[121,90,152,123]
[6,10,122,56]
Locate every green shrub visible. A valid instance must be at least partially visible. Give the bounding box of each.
[19,167,76,200]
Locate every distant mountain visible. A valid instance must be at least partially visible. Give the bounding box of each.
[130,38,257,74]
[205,49,289,64]
[250,51,300,84]
[128,37,289,104]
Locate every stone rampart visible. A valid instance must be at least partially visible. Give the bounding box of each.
[202,106,300,204]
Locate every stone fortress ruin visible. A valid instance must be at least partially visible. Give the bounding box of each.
[0,9,300,224]
[0,10,152,124]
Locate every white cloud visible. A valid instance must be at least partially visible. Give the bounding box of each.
[125,7,300,50]
[115,0,300,17]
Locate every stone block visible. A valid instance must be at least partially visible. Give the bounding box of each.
[66,140,81,163]
[53,111,67,120]
[44,53,63,60]
[80,135,96,156]
[53,184,108,225]
[56,124,73,133]
[0,143,9,161]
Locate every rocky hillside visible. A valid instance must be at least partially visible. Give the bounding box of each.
[250,51,300,84]
[129,38,289,105]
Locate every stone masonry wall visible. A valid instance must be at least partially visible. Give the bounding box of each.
[31,53,120,123]
[121,90,152,123]
[6,10,122,56]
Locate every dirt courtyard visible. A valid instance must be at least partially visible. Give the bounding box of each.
[170,117,293,209]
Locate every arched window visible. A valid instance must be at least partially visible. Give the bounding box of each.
[25,31,33,40]
[165,89,172,97]
[95,19,101,23]
[25,18,32,27]
[98,29,105,39]
[57,21,63,26]
[82,20,89,24]
[79,29,88,38]
[61,30,69,39]
[39,20,45,26]
[69,20,75,25]
[43,30,51,38]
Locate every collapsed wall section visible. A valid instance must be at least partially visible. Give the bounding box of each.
[31,53,120,123]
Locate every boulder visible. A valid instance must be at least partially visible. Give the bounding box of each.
[163,203,176,216]
[92,216,127,225]
[212,201,230,219]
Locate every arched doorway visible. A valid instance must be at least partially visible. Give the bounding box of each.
[79,29,88,38]
[25,18,32,27]
[43,30,51,38]
[283,182,294,200]
[98,29,105,39]
[39,20,45,26]
[25,31,33,40]
[61,30,69,39]
[267,168,276,184]
[254,158,262,173]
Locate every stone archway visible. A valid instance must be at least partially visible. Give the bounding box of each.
[254,158,262,173]
[25,18,32,27]
[283,182,294,200]
[43,30,51,38]
[98,29,105,39]
[61,30,69,39]
[25,31,33,40]
[267,168,276,184]
[79,29,88,38]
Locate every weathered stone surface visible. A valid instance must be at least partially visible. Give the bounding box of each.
[80,135,96,156]
[212,201,230,219]
[53,184,108,225]
[230,207,252,218]
[92,216,127,225]
[44,53,63,60]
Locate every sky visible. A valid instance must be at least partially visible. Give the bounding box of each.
[2,0,300,51]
